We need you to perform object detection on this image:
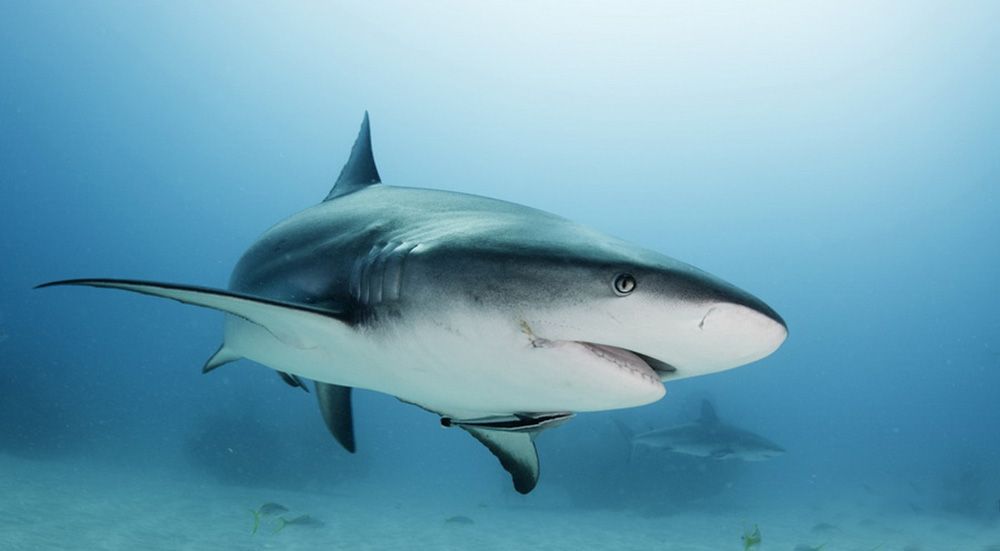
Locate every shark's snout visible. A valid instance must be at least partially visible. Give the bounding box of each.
[624,274,787,379]
[696,301,787,370]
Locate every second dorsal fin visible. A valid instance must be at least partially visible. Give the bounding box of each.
[324,112,381,201]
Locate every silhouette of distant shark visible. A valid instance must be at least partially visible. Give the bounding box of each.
[617,400,785,461]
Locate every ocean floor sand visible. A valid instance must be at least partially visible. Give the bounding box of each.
[1,453,997,551]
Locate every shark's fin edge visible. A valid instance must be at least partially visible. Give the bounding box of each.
[461,426,539,494]
[203,344,241,374]
[315,382,356,453]
[324,111,381,201]
[35,278,351,324]
[36,279,354,371]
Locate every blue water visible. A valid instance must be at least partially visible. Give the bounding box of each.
[2,2,999,549]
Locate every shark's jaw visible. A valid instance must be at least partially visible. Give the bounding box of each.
[519,322,670,388]
[577,342,676,381]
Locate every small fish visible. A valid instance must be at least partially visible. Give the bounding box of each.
[249,510,260,535]
[810,522,838,534]
[250,503,290,534]
[0,329,8,343]
[275,514,325,532]
[445,515,475,525]
[741,524,761,551]
[794,545,826,551]
[257,502,289,516]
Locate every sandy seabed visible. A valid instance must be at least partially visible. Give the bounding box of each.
[1,453,998,551]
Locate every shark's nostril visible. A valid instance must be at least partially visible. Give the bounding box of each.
[698,307,717,330]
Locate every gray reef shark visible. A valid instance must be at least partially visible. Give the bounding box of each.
[38,113,787,493]
[616,400,785,461]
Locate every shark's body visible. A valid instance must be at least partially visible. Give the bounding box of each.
[39,114,787,493]
[619,400,785,461]
[227,185,669,416]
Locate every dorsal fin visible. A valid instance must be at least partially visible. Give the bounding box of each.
[699,399,719,425]
[324,112,381,201]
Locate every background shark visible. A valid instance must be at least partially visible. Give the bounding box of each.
[617,400,786,462]
[38,114,786,493]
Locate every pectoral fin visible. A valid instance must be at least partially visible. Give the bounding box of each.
[315,382,355,453]
[35,279,352,350]
[203,344,241,373]
[462,427,539,494]
[449,412,572,494]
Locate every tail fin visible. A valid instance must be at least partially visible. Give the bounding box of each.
[612,419,637,463]
[273,517,288,534]
[249,509,261,535]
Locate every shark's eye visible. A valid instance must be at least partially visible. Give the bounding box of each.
[613,273,636,296]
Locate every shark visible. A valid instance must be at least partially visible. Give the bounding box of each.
[37,113,787,493]
[616,400,785,461]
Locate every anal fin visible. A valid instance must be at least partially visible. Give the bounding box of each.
[202,345,241,374]
[315,382,355,453]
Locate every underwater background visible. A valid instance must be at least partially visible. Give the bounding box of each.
[1,2,998,549]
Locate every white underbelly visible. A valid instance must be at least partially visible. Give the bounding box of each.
[223,314,663,417]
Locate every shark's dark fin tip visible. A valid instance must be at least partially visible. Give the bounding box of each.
[315,382,356,453]
[324,112,381,201]
[462,427,539,494]
[203,344,241,374]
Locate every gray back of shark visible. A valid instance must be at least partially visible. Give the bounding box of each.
[38,114,787,493]
[627,400,785,461]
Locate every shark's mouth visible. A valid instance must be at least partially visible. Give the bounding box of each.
[578,342,677,382]
[519,321,676,382]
